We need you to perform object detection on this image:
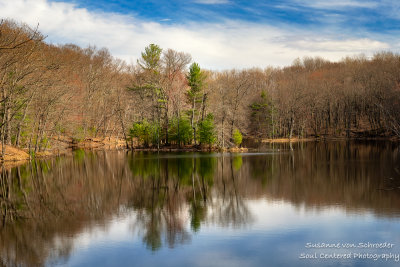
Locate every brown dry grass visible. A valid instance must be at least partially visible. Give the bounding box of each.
[229,147,249,152]
[261,138,315,143]
[74,137,127,149]
[0,145,30,162]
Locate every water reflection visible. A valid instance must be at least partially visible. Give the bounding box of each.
[0,141,399,266]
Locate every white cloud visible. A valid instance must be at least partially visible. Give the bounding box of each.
[295,0,378,10]
[381,0,400,20]
[194,0,230,4]
[277,36,389,52]
[0,0,396,69]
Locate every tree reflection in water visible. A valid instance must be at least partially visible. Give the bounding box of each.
[0,141,399,266]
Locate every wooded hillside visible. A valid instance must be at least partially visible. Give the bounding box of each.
[1,20,399,156]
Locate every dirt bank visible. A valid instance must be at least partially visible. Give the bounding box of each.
[261,138,315,143]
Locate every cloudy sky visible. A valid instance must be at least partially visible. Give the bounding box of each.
[1,0,399,69]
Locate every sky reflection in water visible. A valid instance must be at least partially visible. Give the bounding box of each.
[61,200,400,267]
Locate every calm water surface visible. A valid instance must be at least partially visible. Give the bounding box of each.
[1,141,400,267]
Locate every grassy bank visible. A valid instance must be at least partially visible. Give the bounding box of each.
[0,137,249,170]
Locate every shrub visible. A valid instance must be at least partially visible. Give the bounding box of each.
[168,116,193,145]
[232,129,243,147]
[129,120,159,147]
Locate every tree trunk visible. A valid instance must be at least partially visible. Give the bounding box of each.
[15,99,31,147]
[201,93,207,122]
[191,98,196,145]
[289,116,295,140]
[117,94,129,149]
[1,88,7,159]
[34,116,42,153]
[5,107,11,145]
[221,116,225,149]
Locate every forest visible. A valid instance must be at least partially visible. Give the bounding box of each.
[1,20,400,157]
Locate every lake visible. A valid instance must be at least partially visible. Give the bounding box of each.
[1,141,400,267]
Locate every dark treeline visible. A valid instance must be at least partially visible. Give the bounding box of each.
[1,20,400,156]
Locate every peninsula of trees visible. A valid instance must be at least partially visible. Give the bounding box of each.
[1,20,399,157]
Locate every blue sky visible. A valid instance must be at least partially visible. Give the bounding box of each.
[53,0,400,33]
[58,0,400,32]
[1,0,400,69]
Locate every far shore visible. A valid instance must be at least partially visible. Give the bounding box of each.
[0,136,398,169]
[260,136,399,143]
[260,137,316,143]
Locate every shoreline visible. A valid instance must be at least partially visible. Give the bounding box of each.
[1,136,398,169]
[259,136,399,143]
